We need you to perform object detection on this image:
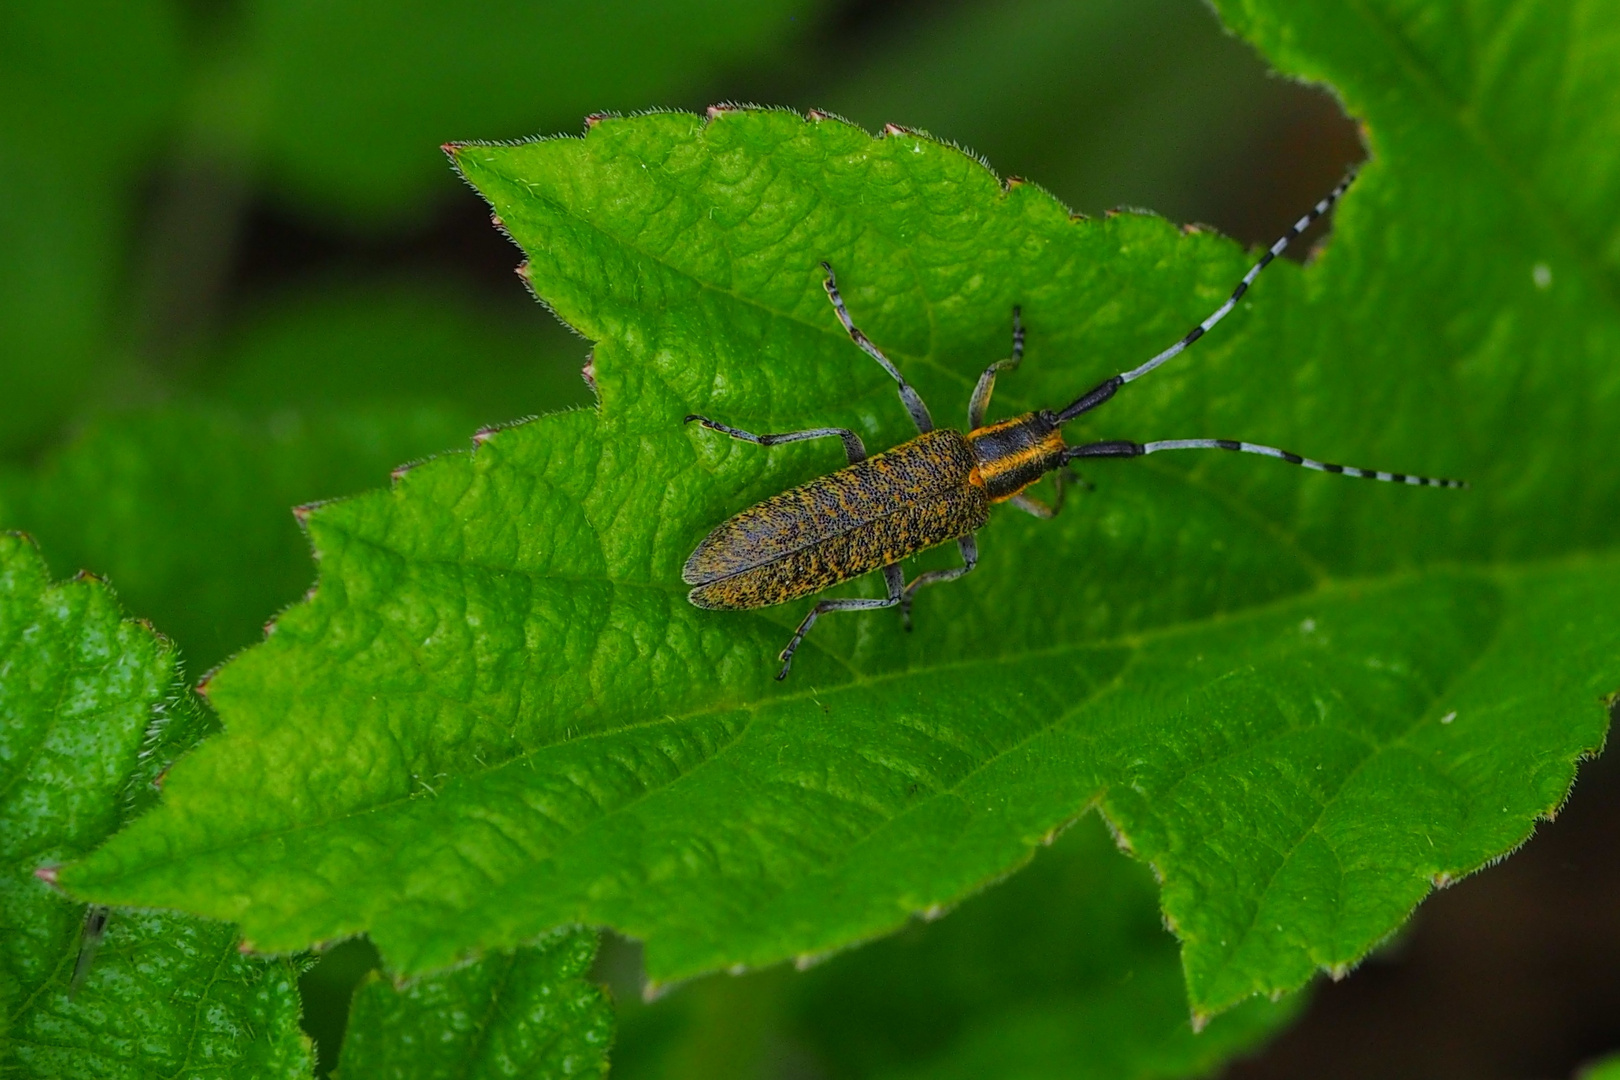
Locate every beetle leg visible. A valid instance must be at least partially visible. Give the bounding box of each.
[967,306,1024,430]
[776,564,903,680]
[820,262,935,435]
[1009,467,1090,519]
[899,534,978,630]
[684,414,867,465]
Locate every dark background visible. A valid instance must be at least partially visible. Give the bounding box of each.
[3,0,1614,1076]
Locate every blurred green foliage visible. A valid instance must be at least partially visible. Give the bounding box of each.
[0,0,1401,1075]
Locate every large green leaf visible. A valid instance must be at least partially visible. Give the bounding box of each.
[613,815,1298,1080]
[66,0,1619,1022]
[335,928,611,1079]
[0,533,311,1077]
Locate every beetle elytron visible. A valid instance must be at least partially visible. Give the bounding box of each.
[682,172,1464,679]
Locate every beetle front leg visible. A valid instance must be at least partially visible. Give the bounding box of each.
[1009,467,1089,519]
[899,534,978,630]
[776,564,904,680]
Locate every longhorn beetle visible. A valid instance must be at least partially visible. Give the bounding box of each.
[682,172,1465,679]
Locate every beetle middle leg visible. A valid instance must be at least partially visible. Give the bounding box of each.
[777,564,903,680]
[684,414,867,465]
[820,262,935,435]
[967,306,1024,429]
[899,534,978,630]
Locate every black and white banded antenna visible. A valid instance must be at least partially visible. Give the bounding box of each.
[1067,438,1467,488]
[1054,170,1358,425]
[1051,170,1467,490]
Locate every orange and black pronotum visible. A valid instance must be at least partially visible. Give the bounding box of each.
[682,172,1465,679]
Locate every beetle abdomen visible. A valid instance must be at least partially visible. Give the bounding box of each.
[685,429,988,610]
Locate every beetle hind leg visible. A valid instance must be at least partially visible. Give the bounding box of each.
[777,564,903,680]
[900,535,978,630]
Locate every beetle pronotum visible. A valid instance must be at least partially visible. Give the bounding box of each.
[682,172,1465,679]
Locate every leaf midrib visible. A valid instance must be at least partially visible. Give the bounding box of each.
[75,549,1615,896]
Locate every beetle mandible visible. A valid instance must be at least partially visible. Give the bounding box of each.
[682,172,1465,679]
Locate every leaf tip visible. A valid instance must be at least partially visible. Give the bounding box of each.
[71,568,105,586]
[1004,175,1025,191]
[238,938,257,955]
[706,104,737,121]
[440,142,462,159]
[806,108,831,122]
[1190,1010,1210,1033]
[391,457,431,485]
[33,864,59,887]
[291,503,315,526]
[1328,962,1351,981]
[1432,871,1454,888]
[881,122,913,137]
[641,978,669,1003]
[581,350,598,395]
[920,903,946,922]
[583,111,617,130]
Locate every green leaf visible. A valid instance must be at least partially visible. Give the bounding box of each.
[1,283,587,669]
[244,0,828,222]
[335,928,611,1079]
[66,0,1620,1022]
[615,815,1298,1080]
[1582,1054,1620,1080]
[0,404,476,672]
[0,532,311,1078]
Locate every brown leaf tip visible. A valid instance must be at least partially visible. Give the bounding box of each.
[34,865,59,886]
[583,112,615,129]
[580,352,597,393]
[473,425,499,446]
[237,939,257,955]
[1004,175,1025,190]
[440,142,462,158]
[882,122,912,136]
[806,109,831,122]
[706,104,735,120]
[292,504,314,525]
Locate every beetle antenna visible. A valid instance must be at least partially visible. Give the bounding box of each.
[1054,171,1357,425]
[1066,437,1467,488]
